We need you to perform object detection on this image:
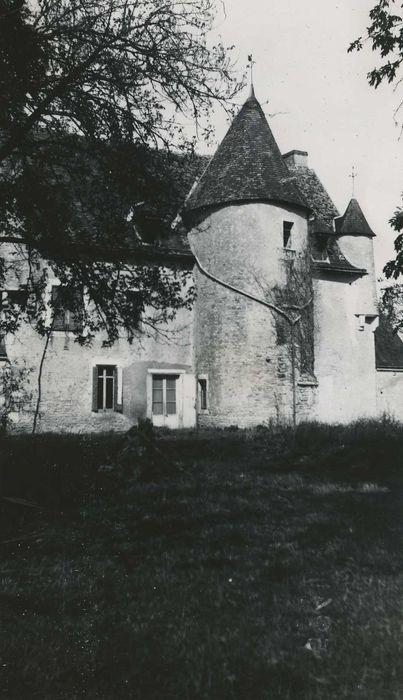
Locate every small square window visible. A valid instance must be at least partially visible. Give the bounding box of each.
[283,221,294,249]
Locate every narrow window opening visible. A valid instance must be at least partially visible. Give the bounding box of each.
[283,221,294,249]
[198,378,208,410]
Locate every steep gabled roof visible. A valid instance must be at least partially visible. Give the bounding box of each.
[335,198,375,238]
[185,94,309,214]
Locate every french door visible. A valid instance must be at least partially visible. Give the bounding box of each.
[151,374,180,428]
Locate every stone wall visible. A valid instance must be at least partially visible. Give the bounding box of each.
[312,273,378,423]
[376,370,403,421]
[189,201,312,427]
[337,235,378,315]
[2,212,390,432]
[1,242,196,433]
[5,303,195,433]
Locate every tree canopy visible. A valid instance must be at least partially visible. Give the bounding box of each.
[0,0,243,344]
[349,0,403,285]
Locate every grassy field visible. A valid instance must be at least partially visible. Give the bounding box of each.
[0,420,402,699]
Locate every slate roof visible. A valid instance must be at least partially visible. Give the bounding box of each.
[285,163,339,227]
[375,314,403,369]
[335,198,375,238]
[185,94,309,214]
[283,162,366,276]
[7,124,369,278]
[2,137,206,264]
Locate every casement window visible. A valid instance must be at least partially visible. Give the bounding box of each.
[92,365,123,412]
[198,377,208,411]
[51,286,82,332]
[152,375,178,415]
[283,221,294,249]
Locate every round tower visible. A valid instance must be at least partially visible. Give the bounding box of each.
[335,198,378,318]
[183,92,311,427]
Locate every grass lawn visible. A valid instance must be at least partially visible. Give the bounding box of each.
[0,421,402,699]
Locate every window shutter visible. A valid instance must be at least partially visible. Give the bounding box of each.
[92,366,98,412]
[114,366,123,413]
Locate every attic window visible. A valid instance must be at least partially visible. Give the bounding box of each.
[283,221,294,249]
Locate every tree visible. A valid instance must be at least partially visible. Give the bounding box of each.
[349,1,403,290]
[0,0,243,346]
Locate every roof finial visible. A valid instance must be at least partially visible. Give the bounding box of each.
[247,54,255,99]
[350,165,357,197]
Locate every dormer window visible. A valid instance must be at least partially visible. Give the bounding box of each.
[51,285,82,333]
[283,221,294,249]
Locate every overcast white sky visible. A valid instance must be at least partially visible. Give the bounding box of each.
[204,0,403,280]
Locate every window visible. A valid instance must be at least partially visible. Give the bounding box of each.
[92,365,122,412]
[0,336,7,361]
[152,375,178,415]
[126,290,143,330]
[2,290,29,309]
[198,378,208,410]
[275,317,288,346]
[51,286,82,332]
[283,221,294,249]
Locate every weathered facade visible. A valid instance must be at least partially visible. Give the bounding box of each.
[1,91,403,432]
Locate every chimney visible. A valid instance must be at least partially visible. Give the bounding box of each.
[283,150,308,168]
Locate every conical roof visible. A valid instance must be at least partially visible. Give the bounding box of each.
[185,94,309,214]
[335,198,375,238]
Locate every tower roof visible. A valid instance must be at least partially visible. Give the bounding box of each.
[185,94,309,214]
[335,198,375,238]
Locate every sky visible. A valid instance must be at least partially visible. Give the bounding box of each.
[202,0,403,281]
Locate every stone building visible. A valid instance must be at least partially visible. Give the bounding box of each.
[1,90,403,432]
